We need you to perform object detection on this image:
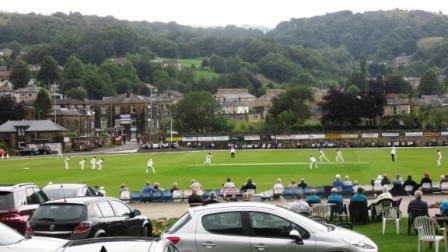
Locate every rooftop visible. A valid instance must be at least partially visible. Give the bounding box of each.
[0,120,67,133]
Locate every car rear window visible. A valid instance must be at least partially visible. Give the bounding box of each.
[44,188,79,200]
[0,192,14,209]
[33,204,86,221]
[167,213,191,234]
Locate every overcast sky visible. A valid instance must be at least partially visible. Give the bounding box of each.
[1,0,447,28]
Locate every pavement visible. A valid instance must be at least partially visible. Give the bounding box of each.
[130,194,448,219]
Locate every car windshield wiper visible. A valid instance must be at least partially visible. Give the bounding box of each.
[38,217,55,221]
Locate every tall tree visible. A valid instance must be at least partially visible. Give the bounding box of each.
[9,59,31,89]
[33,89,52,119]
[419,69,443,95]
[37,56,60,87]
[0,96,24,124]
[63,56,84,80]
[172,91,228,133]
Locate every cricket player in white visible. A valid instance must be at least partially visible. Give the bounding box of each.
[230,146,236,158]
[391,145,397,162]
[336,149,344,162]
[64,156,70,170]
[57,148,63,159]
[97,158,103,170]
[309,156,318,170]
[91,156,97,170]
[318,148,329,162]
[79,158,86,170]
[437,150,443,167]
[204,153,212,165]
[147,159,155,174]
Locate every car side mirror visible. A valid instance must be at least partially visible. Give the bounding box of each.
[289,230,303,245]
[130,209,141,218]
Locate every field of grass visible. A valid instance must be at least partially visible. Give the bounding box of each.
[0,147,446,196]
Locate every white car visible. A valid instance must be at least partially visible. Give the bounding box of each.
[0,222,67,252]
[163,202,377,252]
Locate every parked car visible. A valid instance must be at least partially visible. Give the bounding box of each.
[27,197,152,240]
[0,222,67,252]
[0,183,49,234]
[163,202,378,252]
[43,184,98,200]
[17,147,39,156]
[55,237,178,252]
[38,145,55,155]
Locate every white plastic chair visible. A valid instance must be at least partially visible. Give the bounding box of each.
[246,189,256,195]
[440,182,448,191]
[119,190,130,202]
[414,216,445,252]
[310,204,331,218]
[405,185,414,193]
[172,190,183,202]
[382,207,401,234]
[422,183,431,190]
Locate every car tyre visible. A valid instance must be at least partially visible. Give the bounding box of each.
[140,225,150,237]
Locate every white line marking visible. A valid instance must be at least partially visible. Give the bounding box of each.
[189,162,369,166]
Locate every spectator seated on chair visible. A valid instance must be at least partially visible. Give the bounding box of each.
[332,174,344,188]
[190,179,203,194]
[99,186,107,196]
[391,174,405,196]
[439,175,448,188]
[407,190,429,217]
[381,175,391,186]
[328,188,346,219]
[272,178,284,199]
[119,184,129,195]
[203,192,219,206]
[298,178,308,190]
[420,173,432,188]
[142,182,155,194]
[241,177,256,192]
[403,175,418,194]
[439,200,448,216]
[351,187,368,203]
[392,174,403,185]
[373,186,392,204]
[153,182,163,193]
[288,179,298,189]
[288,192,310,215]
[373,175,383,188]
[188,189,204,206]
[223,178,236,190]
[170,182,180,194]
[343,176,352,186]
[306,189,321,205]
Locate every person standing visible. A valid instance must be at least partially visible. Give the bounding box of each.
[336,149,344,162]
[390,145,397,162]
[230,146,236,158]
[57,148,63,159]
[147,159,156,174]
[309,155,318,170]
[90,156,97,170]
[64,156,70,170]
[319,148,329,162]
[204,153,212,165]
[79,158,86,170]
[437,150,443,167]
[97,158,103,171]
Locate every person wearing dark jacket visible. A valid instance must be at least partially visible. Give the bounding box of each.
[241,178,256,192]
[403,175,419,194]
[188,189,203,206]
[420,173,432,187]
[203,192,219,205]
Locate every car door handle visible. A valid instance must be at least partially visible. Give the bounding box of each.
[201,242,216,248]
[254,244,268,251]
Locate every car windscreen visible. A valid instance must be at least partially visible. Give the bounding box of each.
[0,192,14,209]
[32,204,87,221]
[0,223,25,245]
[44,188,80,200]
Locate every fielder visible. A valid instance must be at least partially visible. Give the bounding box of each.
[64,156,70,170]
[97,158,103,171]
[230,146,236,158]
[147,159,156,174]
[391,145,397,162]
[79,158,86,170]
[91,156,97,170]
[204,153,212,165]
[437,150,443,167]
[318,148,329,162]
[336,149,344,162]
[309,155,318,170]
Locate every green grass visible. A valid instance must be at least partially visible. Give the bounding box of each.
[158,57,220,80]
[0,147,446,196]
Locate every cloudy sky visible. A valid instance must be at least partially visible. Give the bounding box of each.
[1,0,447,27]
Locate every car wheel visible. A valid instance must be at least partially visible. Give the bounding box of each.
[140,225,149,237]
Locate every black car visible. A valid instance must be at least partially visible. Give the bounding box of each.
[17,147,40,156]
[27,197,152,240]
[43,183,98,200]
[0,183,49,234]
[38,145,54,155]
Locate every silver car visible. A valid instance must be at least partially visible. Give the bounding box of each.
[55,237,179,252]
[163,202,377,252]
[0,222,67,252]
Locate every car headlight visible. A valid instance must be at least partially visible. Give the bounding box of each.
[343,238,376,249]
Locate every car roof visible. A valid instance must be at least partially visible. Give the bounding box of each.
[43,183,88,190]
[189,202,277,215]
[42,196,113,205]
[0,183,36,191]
